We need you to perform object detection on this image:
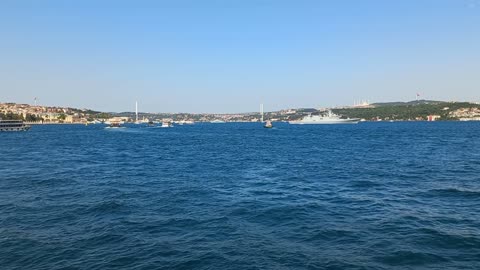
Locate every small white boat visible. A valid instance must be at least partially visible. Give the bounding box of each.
[105,120,125,129]
[161,122,173,128]
[176,120,195,125]
[264,120,273,128]
[210,119,226,123]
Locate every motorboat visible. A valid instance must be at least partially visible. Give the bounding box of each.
[264,120,273,128]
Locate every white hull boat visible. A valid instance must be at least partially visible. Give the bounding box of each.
[289,110,359,125]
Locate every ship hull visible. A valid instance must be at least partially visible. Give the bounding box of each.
[0,126,31,131]
[0,120,31,131]
[289,119,359,124]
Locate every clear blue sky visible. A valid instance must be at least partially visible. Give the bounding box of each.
[0,0,479,113]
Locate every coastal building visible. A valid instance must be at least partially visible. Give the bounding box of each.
[64,115,84,123]
[352,100,373,108]
[280,109,297,115]
[449,108,480,119]
[427,115,441,121]
[40,113,61,123]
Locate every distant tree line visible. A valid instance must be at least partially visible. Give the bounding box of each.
[25,114,43,122]
[95,113,113,119]
[0,112,23,120]
[0,112,43,121]
[333,102,480,121]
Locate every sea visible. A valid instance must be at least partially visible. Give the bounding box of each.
[1,122,479,270]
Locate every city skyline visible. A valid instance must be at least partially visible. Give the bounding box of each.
[1,0,479,113]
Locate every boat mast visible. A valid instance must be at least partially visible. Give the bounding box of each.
[135,101,138,123]
[260,103,264,122]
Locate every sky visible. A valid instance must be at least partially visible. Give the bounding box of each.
[0,0,479,113]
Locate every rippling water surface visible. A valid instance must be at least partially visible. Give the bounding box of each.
[1,122,480,269]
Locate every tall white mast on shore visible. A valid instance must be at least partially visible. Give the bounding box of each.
[135,101,138,123]
[260,103,264,122]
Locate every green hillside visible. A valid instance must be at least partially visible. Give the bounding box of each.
[333,102,480,121]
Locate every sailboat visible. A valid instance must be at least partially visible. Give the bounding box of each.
[134,101,140,124]
[261,103,273,128]
[264,120,273,128]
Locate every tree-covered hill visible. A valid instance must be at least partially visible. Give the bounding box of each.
[333,102,480,121]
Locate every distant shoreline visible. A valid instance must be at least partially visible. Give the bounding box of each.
[26,122,86,125]
[3,100,480,123]
[24,119,480,125]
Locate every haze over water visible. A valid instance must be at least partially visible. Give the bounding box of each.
[1,122,479,269]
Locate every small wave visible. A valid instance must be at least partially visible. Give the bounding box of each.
[249,189,285,197]
[348,180,381,188]
[158,217,203,231]
[0,203,16,211]
[79,232,129,247]
[427,188,480,198]
[375,250,448,266]
[417,228,480,249]
[85,200,127,216]
[306,228,357,243]
[249,205,309,227]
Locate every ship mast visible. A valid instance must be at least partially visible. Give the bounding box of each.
[135,101,138,123]
[260,103,264,122]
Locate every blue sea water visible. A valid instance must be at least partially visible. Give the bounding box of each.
[1,122,480,270]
